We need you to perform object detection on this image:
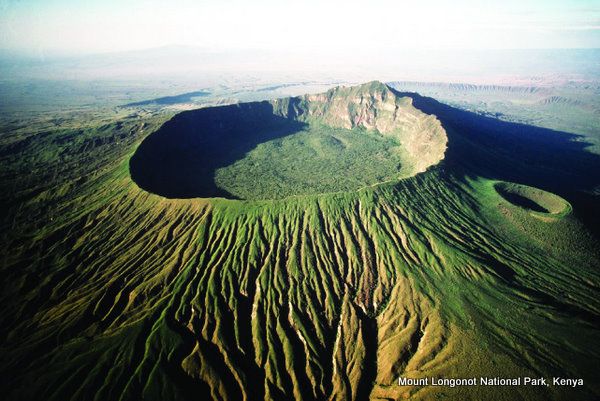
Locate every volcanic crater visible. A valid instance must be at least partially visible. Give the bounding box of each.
[129,81,448,200]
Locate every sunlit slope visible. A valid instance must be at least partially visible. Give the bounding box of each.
[2,167,598,401]
[1,83,599,401]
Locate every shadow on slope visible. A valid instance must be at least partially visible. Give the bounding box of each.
[129,101,306,198]
[391,89,600,237]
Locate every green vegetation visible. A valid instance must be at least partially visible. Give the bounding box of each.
[0,82,599,401]
[215,124,409,199]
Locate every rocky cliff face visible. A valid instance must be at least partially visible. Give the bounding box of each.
[304,81,406,132]
[272,81,448,173]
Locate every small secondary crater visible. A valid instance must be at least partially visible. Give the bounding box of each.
[494,182,571,216]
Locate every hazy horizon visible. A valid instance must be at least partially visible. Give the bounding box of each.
[1,0,599,56]
[1,1,600,113]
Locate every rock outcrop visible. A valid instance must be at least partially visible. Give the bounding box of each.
[272,81,448,173]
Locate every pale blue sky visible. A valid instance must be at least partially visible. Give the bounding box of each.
[1,0,599,54]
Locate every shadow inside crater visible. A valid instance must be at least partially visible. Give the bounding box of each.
[129,101,306,199]
[496,189,550,213]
